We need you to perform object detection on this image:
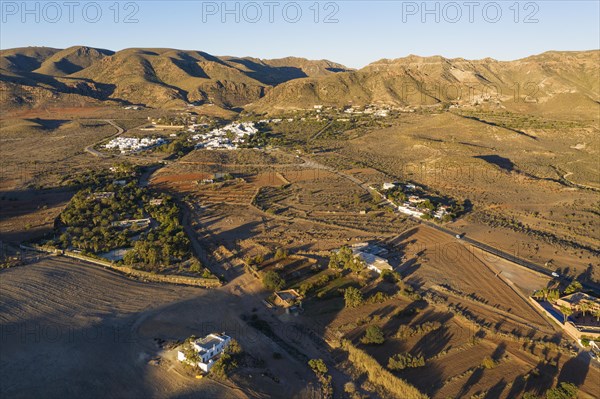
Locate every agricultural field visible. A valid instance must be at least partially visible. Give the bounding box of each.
[294,231,599,399]
[314,111,599,280]
[1,100,598,399]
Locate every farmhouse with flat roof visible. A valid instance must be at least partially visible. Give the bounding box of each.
[177,333,231,372]
[350,243,393,274]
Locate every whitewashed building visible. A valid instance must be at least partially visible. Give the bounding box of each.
[177,333,231,372]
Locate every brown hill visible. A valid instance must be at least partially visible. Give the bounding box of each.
[34,46,114,76]
[0,47,350,109]
[247,50,600,115]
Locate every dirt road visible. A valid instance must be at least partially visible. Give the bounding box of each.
[84,119,124,157]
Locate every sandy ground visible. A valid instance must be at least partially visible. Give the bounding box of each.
[0,257,319,399]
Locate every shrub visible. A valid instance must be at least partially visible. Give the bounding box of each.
[344,382,356,394]
[481,356,498,369]
[274,248,288,260]
[367,291,390,304]
[360,325,385,345]
[308,359,332,399]
[308,358,328,375]
[388,353,425,370]
[395,321,442,339]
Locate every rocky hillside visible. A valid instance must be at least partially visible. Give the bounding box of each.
[246,50,600,116]
[0,46,351,109]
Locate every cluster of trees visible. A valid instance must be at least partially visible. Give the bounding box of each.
[564,280,583,295]
[61,162,138,188]
[240,130,273,148]
[328,246,365,274]
[532,288,561,302]
[210,339,243,380]
[384,186,407,203]
[58,178,192,270]
[360,325,385,345]
[123,223,190,270]
[60,184,146,228]
[58,183,148,253]
[157,137,194,157]
[383,184,461,222]
[123,199,190,270]
[387,353,425,370]
[261,270,285,291]
[308,359,333,399]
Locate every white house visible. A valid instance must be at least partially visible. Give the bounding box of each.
[356,252,393,274]
[382,182,396,190]
[397,204,425,218]
[177,333,231,372]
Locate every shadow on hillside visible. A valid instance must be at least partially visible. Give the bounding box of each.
[0,261,313,399]
[557,351,591,387]
[225,58,308,86]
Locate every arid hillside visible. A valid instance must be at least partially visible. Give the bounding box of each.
[247,50,600,115]
[0,46,351,109]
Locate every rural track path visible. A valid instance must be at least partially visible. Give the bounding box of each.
[84,119,124,157]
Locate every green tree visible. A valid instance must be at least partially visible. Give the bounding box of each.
[360,325,385,345]
[579,301,590,317]
[559,305,573,323]
[209,339,242,379]
[564,280,582,295]
[262,270,285,291]
[344,287,364,308]
[381,269,399,283]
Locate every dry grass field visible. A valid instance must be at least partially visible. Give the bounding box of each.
[316,111,599,280]
[1,100,598,399]
[0,257,321,399]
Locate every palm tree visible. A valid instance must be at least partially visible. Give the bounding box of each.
[579,302,590,318]
[594,308,600,323]
[559,305,573,324]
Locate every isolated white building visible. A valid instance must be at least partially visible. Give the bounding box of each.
[177,333,231,372]
[382,182,396,190]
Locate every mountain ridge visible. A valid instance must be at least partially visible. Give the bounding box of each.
[1,47,597,113]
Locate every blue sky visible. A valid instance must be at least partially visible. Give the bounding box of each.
[1,1,598,68]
